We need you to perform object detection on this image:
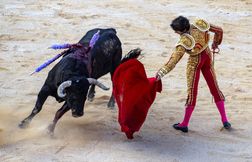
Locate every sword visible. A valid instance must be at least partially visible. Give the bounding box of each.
[211,47,220,103]
[212,47,220,67]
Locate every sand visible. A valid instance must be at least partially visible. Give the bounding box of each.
[0,0,252,162]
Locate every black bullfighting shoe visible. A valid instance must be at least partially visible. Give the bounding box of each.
[173,123,188,133]
[223,122,231,130]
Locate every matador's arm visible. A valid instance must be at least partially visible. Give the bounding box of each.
[209,24,223,49]
[157,45,186,78]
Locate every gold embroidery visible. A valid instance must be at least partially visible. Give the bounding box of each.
[158,19,212,78]
[193,19,210,32]
[186,55,199,103]
[158,46,185,77]
[209,61,225,101]
[176,34,195,50]
[187,27,210,56]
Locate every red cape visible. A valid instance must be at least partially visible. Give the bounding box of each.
[113,59,162,139]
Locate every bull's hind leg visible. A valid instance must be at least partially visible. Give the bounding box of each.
[107,49,121,109]
[87,85,96,102]
[48,102,70,136]
[107,71,116,109]
[107,73,115,108]
[107,47,122,108]
[107,95,115,109]
[19,85,50,128]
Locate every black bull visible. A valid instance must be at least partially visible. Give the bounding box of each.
[19,28,122,134]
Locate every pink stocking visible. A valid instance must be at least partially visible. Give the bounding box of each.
[215,101,228,123]
[179,105,195,127]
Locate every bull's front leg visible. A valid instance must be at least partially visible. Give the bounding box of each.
[87,85,95,102]
[48,102,70,136]
[107,94,115,109]
[18,85,50,129]
[108,71,116,108]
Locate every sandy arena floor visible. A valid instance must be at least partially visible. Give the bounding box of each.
[1,0,252,161]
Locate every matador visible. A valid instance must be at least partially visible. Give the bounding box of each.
[156,16,231,132]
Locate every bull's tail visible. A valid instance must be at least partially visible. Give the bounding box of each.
[120,48,142,64]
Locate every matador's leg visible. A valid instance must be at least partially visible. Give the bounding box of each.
[201,50,231,129]
[186,55,202,107]
[174,55,203,132]
[201,50,225,102]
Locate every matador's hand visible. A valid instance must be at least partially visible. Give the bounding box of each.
[211,42,218,51]
[155,72,162,81]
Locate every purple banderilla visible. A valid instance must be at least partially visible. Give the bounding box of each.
[89,30,100,48]
[49,43,72,50]
[30,30,100,75]
[30,53,63,75]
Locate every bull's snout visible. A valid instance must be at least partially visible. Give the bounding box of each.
[72,109,83,118]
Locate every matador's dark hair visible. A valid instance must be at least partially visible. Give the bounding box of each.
[170,16,190,33]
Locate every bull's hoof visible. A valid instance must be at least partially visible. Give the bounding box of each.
[87,97,94,102]
[47,124,55,137]
[88,92,95,102]
[18,120,30,129]
[107,101,115,109]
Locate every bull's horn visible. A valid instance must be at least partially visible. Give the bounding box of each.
[57,80,72,98]
[87,78,109,90]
